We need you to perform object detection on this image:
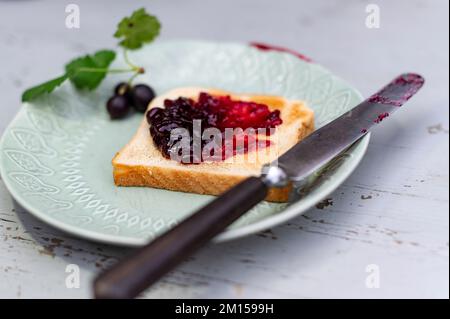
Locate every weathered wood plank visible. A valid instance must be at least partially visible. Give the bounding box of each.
[0,0,448,299]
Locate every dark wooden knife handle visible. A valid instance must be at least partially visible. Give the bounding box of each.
[94,176,268,299]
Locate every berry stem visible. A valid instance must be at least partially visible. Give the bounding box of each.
[110,68,137,74]
[122,49,145,86]
[75,67,135,74]
[123,49,141,71]
[127,72,140,86]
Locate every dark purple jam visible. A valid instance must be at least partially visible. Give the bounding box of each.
[374,112,390,123]
[368,73,425,106]
[250,42,313,63]
[146,93,282,163]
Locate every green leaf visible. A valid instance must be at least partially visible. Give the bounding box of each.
[65,50,116,90]
[21,74,68,102]
[114,8,161,50]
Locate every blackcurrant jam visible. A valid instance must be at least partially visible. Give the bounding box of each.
[146,92,282,163]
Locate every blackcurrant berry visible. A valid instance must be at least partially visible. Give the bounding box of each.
[114,82,131,97]
[131,84,156,113]
[107,95,130,119]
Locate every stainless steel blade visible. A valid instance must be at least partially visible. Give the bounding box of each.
[275,73,424,181]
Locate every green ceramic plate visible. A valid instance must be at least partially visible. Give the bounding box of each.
[0,40,369,246]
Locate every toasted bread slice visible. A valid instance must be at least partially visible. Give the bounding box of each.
[113,87,314,202]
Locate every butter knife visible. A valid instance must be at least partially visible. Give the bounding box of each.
[94,73,424,299]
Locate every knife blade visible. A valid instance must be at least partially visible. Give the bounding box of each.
[274,73,425,182]
[94,73,424,299]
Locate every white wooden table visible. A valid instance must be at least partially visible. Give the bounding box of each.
[0,0,448,299]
